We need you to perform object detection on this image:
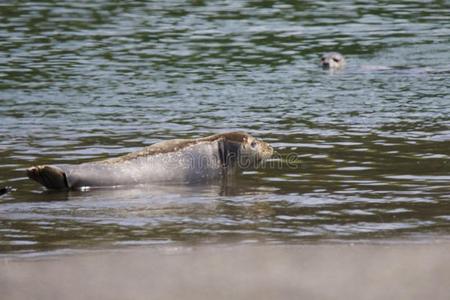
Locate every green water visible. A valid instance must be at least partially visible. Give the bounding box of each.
[0,1,449,255]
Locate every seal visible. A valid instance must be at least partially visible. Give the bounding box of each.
[26,132,273,190]
[320,52,346,69]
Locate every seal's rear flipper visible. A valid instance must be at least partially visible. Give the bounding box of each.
[26,165,69,190]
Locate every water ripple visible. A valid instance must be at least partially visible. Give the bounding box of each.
[1,0,449,254]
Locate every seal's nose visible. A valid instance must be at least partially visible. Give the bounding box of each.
[322,61,330,69]
[265,144,274,158]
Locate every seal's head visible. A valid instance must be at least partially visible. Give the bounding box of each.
[213,132,273,168]
[320,52,345,69]
[237,133,274,164]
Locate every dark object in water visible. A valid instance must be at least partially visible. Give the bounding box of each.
[0,186,13,196]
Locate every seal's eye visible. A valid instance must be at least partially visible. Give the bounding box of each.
[250,141,257,148]
[333,57,340,62]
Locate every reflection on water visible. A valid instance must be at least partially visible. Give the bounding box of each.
[0,1,449,255]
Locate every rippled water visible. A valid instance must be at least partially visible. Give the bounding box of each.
[0,1,449,255]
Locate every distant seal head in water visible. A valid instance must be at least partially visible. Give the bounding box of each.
[320,52,346,69]
[26,132,273,190]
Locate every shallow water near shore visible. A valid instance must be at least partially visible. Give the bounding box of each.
[0,1,449,255]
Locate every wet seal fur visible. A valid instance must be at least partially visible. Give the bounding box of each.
[26,132,273,190]
[320,52,346,69]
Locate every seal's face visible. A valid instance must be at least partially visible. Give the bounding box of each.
[321,52,345,69]
[218,132,273,168]
[239,135,273,164]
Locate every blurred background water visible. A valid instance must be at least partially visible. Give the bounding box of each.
[0,0,449,255]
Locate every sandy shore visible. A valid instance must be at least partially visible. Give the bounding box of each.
[1,242,450,300]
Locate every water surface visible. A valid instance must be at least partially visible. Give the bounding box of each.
[0,0,449,255]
